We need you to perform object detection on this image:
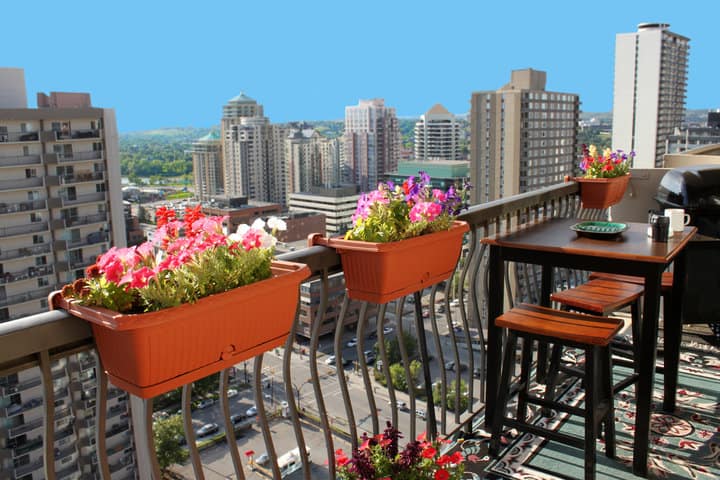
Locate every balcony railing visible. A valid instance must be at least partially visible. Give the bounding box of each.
[0,199,47,215]
[56,129,101,140]
[0,242,51,261]
[49,192,107,208]
[0,221,49,238]
[0,181,600,479]
[0,286,53,308]
[0,154,42,167]
[0,176,44,190]
[0,131,39,143]
[0,264,54,285]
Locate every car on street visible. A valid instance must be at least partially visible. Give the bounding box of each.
[415,408,426,419]
[196,398,215,410]
[196,423,219,437]
[445,361,468,372]
[388,400,409,411]
[246,406,258,417]
[230,414,249,425]
[227,388,239,398]
[255,453,270,466]
[473,367,483,378]
[325,355,336,365]
[346,337,358,347]
[382,326,394,335]
[364,350,376,364]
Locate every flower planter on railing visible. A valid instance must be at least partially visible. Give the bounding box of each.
[310,221,469,304]
[49,260,310,398]
[574,174,630,209]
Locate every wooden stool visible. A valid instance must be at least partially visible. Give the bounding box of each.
[490,304,622,480]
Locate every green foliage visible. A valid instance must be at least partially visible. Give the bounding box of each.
[376,331,418,365]
[120,128,212,179]
[153,415,188,471]
[432,379,469,413]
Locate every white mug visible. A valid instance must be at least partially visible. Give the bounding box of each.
[664,208,690,233]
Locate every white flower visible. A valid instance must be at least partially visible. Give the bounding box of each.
[267,217,287,231]
[251,218,266,230]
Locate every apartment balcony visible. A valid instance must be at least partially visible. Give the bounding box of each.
[0,199,47,215]
[46,171,105,186]
[0,131,39,143]
[0,286,53,308]
[0,220,49,239]
[54,231,109,251]
[14,457,45,478]
[0,153,42,168]
[0,176,44,191]
[56,129,101,141]
[0,264,54,286]
[0,170,716,479]
[43,150,104,164]
[48,192,107,208]
[0,242,52,262]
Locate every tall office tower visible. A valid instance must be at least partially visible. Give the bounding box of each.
[612,23,690,168]
[0,68,125,322]
[469,69,579,204]
[0,68,135,479]
[344,98,400,192]
[221,93,288,205]
[414,104,462,161]
[286,123,342,195]
[190,131,223,201]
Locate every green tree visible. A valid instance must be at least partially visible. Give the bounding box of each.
[375,331,417,365]
[432,379,469,413]
[153,415,188,472]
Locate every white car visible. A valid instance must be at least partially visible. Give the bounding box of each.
[196,422,219,437]
[196,398,215,410]
[246,406,258,417]
[325,355,336,365]
[346,337,358,347]
[227,388,239,398]
[382,326,394,335]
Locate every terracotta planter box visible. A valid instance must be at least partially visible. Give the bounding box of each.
[310,221,469,304]
[574,175,630,209]
[49,260,310,398]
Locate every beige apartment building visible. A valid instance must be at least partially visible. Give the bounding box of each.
[612,23,690,168]
[190,130,223,201]
[469,69,579,204]
[0,68,125,322]
[414,104,463,161]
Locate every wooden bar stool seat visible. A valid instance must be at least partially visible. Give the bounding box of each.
[588,271,673,292]
[490,304,622,480]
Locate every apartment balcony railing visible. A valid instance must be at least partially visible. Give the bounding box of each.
[54,231,109,252]
[0,242,52,262]
[3,178,660,479]
[46,171,105,186]
[48,192,106,208]
[0,176,44,191]
[0,264,54,285]
[0,153,42,168]
[0,199,47,215]
[0,131,39,143]
[0,286,53,308]
[0,220,49,238]
[56,129,101,141]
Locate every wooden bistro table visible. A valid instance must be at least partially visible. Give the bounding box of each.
[481,217,696,477]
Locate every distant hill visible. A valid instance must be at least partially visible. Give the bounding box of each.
[120,127,217,145]
[580,109,713,124]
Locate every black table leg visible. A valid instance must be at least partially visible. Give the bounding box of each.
[633,268,663,477]
[485,246,504,429]
[663,251,687,412]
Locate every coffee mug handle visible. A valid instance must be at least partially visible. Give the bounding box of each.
[683,213,690,226]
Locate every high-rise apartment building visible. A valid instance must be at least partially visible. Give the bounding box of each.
[344,99,400,192]
[0,67,135,480]
[190,131,223,201]
[469,69,579,204]
[414,104,462,161]
[285,123,342,194]
[612,23,690,168]
[0,68,125,322]
[221,93,288,205]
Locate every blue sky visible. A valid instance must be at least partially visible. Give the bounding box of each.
[4,1,718,132]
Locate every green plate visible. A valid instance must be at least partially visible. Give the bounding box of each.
[570,221,629,238]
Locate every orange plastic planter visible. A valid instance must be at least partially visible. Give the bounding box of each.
[49,260,310,398]
[310,221,469,304]
[574,174,630,209]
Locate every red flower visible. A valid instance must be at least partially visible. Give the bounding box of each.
[434,469,450,480]
[422,446,437,458]
[436,454,451,466]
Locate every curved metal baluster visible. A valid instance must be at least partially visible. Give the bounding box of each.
[468,226,488,402]
[182,383,204,480]
[39,351,56,480]
[434,280,450,434]
[283,297,310,479]
[219,369,245,480]
[306,269,336,478]
[455,239,475,424]
[355,298,379,435]
[414,290,437,440]
[444,282,463,426]
[334,296,358,447]
[254,354,281,479]
[396,294,416,439]
[377,301,397,429]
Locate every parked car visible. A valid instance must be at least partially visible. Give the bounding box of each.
[325,355,336,365]
[445,361,468,372]
[389,400,409,411]
[246,406,258,417]
[255,453,270,466]
[196,398,215,410]
[227,388,239,398]
[364,350,376,364]
[230,414,249,425]
[415,408,426,419]
[383,326,394,335]
[196,423,219,437]
[346,337,358,348]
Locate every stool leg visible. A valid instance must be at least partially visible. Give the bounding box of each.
[584,346,598,480]
[517,336,533,422]
[630,298,642,364]
[542,343,562,416]
[601,345,616,459]
[490,331,518,456]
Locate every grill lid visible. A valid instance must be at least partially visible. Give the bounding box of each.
[656,165,720,211]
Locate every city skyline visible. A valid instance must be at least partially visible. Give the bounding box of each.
[4,1,718,132]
